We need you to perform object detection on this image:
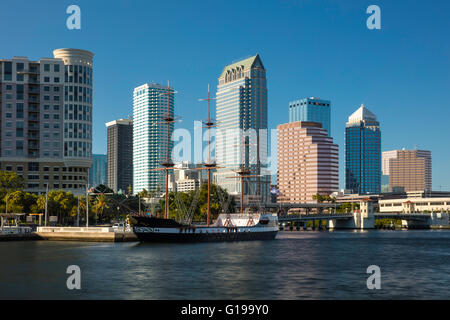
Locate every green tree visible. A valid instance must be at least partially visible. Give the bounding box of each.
[337,202,360,213]
[3,191,38,213]
[138,188,153,199]
[77,195,95,224]
[36,190,77,225]
[312,193,324,203]
[159,183,236,223]
[0,171,25,210]
[93,194,111,223]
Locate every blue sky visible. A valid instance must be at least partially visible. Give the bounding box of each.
[1,0,449,189]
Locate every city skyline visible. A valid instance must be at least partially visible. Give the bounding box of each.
[1,0,449,190]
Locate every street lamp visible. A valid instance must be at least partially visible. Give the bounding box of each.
[5,192,9,215]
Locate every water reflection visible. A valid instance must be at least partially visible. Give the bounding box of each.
[1,230,450,299]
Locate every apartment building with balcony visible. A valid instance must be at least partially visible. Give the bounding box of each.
[0,49,93,195]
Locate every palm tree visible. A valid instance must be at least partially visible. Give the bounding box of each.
[94,194,110,224]
[312,193,324,203]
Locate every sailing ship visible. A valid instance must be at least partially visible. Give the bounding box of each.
[132,84,278,242]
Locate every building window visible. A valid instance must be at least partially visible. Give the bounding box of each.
[28,162,39,172]
[4,62,12,80]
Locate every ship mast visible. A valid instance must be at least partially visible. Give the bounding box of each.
[162,81,176,219]
[230,167,261,215]
[198,84,219,226]
[227,134,261,215]
[151,81,179,220]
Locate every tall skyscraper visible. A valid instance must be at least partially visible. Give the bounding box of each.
[0,48,93,195]
[277,121,338,203]
[89,154,107,187]
[382,149,432,193]
[345,104,381,194]
[289,97,331,136]
[106,118,133,193]
[214,54,269,203]
[133,83,174,194]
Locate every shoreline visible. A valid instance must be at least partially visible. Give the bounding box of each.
[2,227,450,243]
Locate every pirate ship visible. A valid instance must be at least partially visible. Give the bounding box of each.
[132,84,278,242]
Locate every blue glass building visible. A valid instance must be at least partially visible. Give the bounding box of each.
[89,154,107,187]
[289,97,331,136]
[345,104,381,194]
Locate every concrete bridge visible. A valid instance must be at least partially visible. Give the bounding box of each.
[259,202,338,214]
[277,201,450,229]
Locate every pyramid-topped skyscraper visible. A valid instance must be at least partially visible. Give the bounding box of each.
[214,54,270,203]
[345,104,381,194]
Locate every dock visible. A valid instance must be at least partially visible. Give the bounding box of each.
[0,233,41,241]
[35,227,138,242]
[0,226,41,241]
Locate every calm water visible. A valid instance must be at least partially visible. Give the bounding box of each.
[1,230,450,299]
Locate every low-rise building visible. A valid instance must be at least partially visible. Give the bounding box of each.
[379,197,450,213]
[168,162,206,192]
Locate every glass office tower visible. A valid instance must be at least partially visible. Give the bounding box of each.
[89,154,107,187]
[214,54,269,203]
[345,104,381,194]
[289,97,331,136]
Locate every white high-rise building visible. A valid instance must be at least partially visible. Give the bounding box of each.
[133,83,174,194]
[0,48,93,196]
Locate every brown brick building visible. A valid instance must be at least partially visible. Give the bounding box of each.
[382,149,432,193]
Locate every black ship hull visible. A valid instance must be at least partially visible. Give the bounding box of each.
[132,216,278,243]
[134,229,278,243]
